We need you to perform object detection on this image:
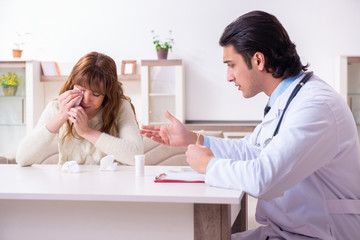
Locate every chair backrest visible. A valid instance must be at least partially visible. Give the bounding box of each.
[35,138,59,164]
[1,130,224,166]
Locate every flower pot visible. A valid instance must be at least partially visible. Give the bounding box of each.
[156,49,168,60]
[12,49,23,58]
[2,86,18,96]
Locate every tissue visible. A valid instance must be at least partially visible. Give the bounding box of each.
[61,160,80,173]
[100,155,117,171]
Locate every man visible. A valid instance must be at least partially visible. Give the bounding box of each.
[140,11,360,239]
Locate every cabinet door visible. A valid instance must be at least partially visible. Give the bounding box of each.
[339,56,360,140]
[149,95,176,124]
[141,60,184,125]
[348,59,360,125]
[0,97,26,125]
[0,64,26,152]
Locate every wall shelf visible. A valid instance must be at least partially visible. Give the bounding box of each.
[0,95,26,98]
[118,74,141,81]
[149,93,176,97]
[0,61,26,68]
[141,59,182,67]
[40,74,141,82]
[40,75,66,82]
[0,123,26,127]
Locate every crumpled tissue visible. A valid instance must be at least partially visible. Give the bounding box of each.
[61,160,80,173]
[99,155,117,171]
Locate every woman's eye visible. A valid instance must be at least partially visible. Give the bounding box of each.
[92,93,101,97]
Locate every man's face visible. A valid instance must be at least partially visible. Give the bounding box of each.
[223,45,262,98]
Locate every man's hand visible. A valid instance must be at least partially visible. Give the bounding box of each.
[186,144,214,174]
[140,111,196,147]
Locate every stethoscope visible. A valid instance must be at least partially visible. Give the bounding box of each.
[261,71,314,147]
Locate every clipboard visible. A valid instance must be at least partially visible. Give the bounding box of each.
[154,169,205,183]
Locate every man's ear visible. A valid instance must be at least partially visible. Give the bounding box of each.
[253,52,265,71]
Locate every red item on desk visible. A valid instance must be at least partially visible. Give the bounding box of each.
[154,179,205,183]
[154,171,205,183]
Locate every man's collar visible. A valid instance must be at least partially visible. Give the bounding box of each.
[268,71,303,107]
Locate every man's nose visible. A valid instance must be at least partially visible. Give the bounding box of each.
[227,70,235,82]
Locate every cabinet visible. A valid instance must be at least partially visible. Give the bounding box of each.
[0,60,43,152]
[338,56,360,138]
[141,60,184,125]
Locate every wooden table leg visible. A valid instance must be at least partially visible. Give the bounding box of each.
[194,203,231,240]
[231,193,248,233]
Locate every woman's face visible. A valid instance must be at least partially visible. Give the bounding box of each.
[73,84,105,118]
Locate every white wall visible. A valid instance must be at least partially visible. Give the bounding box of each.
[1,0,360,122]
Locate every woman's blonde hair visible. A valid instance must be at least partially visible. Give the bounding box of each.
[59,52,137,143]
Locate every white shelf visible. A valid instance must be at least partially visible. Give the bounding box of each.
[148,122,170,125]
[0,123,26,126]
[40,74,141,82]
[149,93,176,97]
[0,95,26,98]
[0,61,26,68]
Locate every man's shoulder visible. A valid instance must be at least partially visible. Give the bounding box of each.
[301,75,340,102]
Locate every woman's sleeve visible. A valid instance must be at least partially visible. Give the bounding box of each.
[95,100,144,165]
[16,101,58,166]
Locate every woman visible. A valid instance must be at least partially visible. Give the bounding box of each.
[17,52,143,166]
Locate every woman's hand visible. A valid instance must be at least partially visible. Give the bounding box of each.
[46,89,82,133]
[58,89,82,118]
[67,106,90,137]
[67,106,102,144]
[140,111,196,147]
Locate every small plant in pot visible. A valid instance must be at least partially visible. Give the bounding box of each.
[0,72,21,96]
[151,30,174,60]
[13,32,31,58]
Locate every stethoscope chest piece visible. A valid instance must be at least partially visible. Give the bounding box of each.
[263,138,272,148]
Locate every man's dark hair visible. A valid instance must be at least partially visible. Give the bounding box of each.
[219,11,308,79]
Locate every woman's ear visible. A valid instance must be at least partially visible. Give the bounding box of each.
[253,52,265,71]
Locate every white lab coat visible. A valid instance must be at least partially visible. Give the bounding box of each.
[205,74,360,239]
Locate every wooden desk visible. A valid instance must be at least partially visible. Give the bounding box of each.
[0,165,243,240]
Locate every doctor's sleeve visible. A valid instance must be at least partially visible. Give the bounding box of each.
[205,99,341,200]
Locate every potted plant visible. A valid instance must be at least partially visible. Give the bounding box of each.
[0,72,21,96]
[151,30,174,60]
[13,32,30,58]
